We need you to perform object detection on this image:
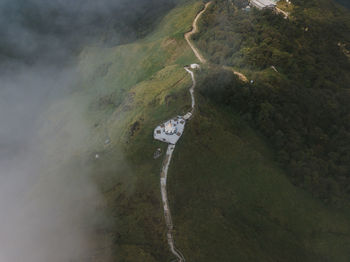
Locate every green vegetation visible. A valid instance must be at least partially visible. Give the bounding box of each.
[169,93,350,261]
[59,1,204,260]
[193,0,350,206]
[39,0,350,260]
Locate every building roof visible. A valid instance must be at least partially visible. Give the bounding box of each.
[250,0,276,9]
[154,116,186,144]
[165,121,176,134]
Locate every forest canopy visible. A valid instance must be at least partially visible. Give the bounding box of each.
[196,0,350,206]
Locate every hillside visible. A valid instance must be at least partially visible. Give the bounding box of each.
[39,1,204,260]
[162,0,350,260]
[8,0,350,261]
[193,0,350,206]
[169,89,350,261]
[71,0,350,260]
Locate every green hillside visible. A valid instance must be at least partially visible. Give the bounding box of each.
[193,0,350,205]
[38,0,350,261]
[169,94,350,261]
[38,1,204,261]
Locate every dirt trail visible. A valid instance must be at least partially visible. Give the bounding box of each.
[184,2,212,63]
[185,67,196,112]
[185,2,248,82]
[275,7,289,18]
[222,65,248,83]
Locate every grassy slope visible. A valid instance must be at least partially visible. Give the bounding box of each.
[169,95,350,261]
[41,0,350,260]
[72,1,205,261]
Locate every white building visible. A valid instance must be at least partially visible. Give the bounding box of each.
[164,121,177,135]
[250,0,276,9]
[183,112,192,120]
[154,116,186,144]
[190,63,200,69]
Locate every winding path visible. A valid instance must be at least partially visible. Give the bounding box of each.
[160,144,185,262]
[155,2,212,262]
[185,2,212,64]
[185,67,196,113]
[185,1,248,83]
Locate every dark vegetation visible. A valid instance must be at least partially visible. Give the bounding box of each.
[170,95,350,262]
[195,0,350,206]
[336,0,350,9]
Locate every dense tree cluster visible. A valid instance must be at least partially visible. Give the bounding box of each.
[196,0,350,205]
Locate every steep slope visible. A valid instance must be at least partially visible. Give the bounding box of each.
[195,0,350,205]
[169,97,350,261]
[35,0,350,261]
[38,1,205,261]
[165,0,350,261]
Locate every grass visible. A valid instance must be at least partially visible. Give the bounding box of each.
[63,0,205,261]
[38,0,350,260]
[168,96,350,261]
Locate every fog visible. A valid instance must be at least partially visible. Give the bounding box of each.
[0,61,110,262]
[0,62,109,262]
[0,0,174,62]
[0,0,174,261]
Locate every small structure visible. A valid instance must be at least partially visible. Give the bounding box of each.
[244,5,251,11]
[183,112,192,120]
[154,116,186,144]
[190,63,200,69]
[164,121,177,135]
[250,0,276,9]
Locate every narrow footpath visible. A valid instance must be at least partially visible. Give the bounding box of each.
[185,67,196,113]
[185,1,248,83]
[184,2,212,64]
[155,2,212,261]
